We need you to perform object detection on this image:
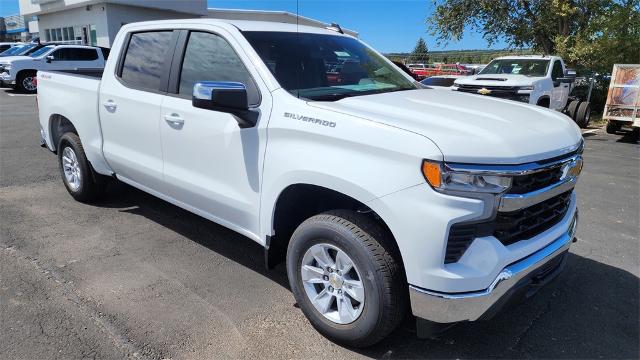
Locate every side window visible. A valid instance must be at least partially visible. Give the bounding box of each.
[50,49,64,61]
[71,49,99,61]
[178,31,259,106]
[551,61,564,81]
[120,31,173,91]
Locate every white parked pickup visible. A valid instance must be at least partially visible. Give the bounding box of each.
[37,19,583,347]
[452,55,593,128]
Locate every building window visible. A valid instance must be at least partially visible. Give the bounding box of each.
[44,25,91,44]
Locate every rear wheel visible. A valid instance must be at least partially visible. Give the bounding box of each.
[57,133,106,202]
[16,71,37,93]
[606,120,622,134]
[575,102,591,128]
[566,100,580,120]
[286,210,406,347]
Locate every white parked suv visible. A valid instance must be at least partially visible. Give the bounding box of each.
[452,55,592,127]
[0,44,107,93]
[36,19,583,347]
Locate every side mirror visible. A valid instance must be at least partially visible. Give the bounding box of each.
[192,81,257,128]
[45,55,54,63]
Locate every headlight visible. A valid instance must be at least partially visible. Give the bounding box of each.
[519,85,534,90]
[422,160,512,193]
[3,64,11,70]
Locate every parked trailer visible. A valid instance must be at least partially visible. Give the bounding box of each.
[604,64,640,136]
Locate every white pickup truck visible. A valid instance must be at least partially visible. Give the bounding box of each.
[0,44,107,93]
[37,19,583,347]
[453,55,592,128]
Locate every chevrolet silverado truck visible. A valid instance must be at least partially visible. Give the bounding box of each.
[453,55,592,128]
[37,19,583,347]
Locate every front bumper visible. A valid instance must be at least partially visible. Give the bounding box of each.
[0,72,15,83]
[409,211,577,323]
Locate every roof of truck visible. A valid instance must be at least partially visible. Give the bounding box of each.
[122,18,354,37]
[493,55,563,61]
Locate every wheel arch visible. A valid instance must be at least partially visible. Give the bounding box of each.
[264,182,403,273]
[48,114,78,153]
[536,96,551,108]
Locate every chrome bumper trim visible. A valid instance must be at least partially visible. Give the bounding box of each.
[409,212,577,323]
[498,177,577,212]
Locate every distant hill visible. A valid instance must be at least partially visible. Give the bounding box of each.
[386,49,535,64]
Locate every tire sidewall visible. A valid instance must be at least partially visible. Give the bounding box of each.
[58,134,90,200]
[287,220,384,343]
[17,71,37,94]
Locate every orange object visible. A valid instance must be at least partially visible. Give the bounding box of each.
[421,160,442,188]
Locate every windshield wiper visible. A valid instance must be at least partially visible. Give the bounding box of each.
[306,93,356,101]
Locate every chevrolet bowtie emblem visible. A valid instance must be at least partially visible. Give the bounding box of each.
[477,88,492,95]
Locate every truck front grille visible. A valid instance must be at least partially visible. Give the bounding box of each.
[445,191,572,263]
[508,166,564,194]
[456,84,518,96]
[493,191,572,245]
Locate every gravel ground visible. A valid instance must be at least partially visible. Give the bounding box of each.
[1,88,638,359]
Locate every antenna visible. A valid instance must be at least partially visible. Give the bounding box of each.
[327,23,344,34]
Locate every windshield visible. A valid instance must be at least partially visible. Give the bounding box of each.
[29,46,54,58]
[243,31,417,101]
[3,44,36,56]
[479,59,550,77]
[1,45,24,55]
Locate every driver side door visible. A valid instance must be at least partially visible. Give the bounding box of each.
[159,29,270,238]
[550,60,570,110]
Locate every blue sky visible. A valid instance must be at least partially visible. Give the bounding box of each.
[0,0,508,52]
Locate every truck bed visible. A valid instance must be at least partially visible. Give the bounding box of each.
[37,70,111,175]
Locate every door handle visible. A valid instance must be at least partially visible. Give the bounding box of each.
[164,113,184,126]
[103,100,117,110]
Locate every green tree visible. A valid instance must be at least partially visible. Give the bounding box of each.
[427,0,640,73]
[410,37,430,62]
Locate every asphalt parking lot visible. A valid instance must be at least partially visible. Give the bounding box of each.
[1,88,638,360]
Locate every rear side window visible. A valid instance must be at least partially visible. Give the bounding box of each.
[120,31,173,91]
[53,48,98,61]
[551,61,564,81]
[177,31,259,105]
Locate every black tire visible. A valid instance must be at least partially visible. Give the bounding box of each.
[57,133,106,202]
[575,101,591,128]
[606,120,622,134]
[16,70,37,94]
[286,210,406,347]
[536,97,550,108]
[566,100,580,120]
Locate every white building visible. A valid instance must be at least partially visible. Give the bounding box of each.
[19,0,356,48]
[19,0,208,47]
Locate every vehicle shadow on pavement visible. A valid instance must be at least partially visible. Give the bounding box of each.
[359,253,639,359]
[95,181,638,359]
[97,180,291,290]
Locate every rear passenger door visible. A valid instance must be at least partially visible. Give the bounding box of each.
[99,30,177,191]
[67,48,102,70]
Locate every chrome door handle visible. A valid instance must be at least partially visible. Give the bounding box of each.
[103,100,117,110]
[164,113,184,126]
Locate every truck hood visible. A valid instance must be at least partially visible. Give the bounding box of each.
[309,88,581,164]
[454,74,543,88]
[0,55,32,64]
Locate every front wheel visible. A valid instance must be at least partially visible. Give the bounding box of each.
[286,210,407,347]
[16,71,37,93]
